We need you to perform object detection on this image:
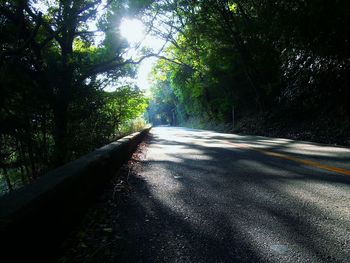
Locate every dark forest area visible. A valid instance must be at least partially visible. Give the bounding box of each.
[1,0,350,194]
[0,0,150,193]
[148,0,350,145]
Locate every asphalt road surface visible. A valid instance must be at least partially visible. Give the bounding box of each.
[67,126,350,263]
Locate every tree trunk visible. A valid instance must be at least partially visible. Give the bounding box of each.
[53,85,69,166]
[2,167,13,193]
[53,18,74,166]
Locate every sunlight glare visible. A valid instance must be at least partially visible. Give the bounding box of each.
[120,19,145,45]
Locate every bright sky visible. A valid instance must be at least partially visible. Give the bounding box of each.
[119,18,164,92]
[33,1,165,92]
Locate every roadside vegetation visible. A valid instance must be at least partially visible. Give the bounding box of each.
[147,0,350,145]
[1,0,349,194]
[0,1,150,194]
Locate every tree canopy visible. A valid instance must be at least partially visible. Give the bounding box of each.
[148,0,350,133]
[0,0,150,193]
[1,0,349,193]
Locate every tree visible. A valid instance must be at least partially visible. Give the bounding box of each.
[0,0,151,193]
[148,0,349,132]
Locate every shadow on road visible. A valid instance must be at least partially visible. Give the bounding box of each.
[60,127,350,262]
[108,129,350,262]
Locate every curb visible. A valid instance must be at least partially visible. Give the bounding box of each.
[0,126,151,262]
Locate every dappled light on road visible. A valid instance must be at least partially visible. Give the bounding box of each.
[116,126,350,262]
[60,126,350,262]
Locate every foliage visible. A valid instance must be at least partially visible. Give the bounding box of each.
[148,0,350,132]
[1,0,349,193]
[0,0,150,194]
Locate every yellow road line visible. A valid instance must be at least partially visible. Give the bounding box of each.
[227,142,350,176]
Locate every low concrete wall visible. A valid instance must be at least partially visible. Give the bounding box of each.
[0,127,151,262]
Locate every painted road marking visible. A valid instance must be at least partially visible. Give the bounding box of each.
[227,142,350,176]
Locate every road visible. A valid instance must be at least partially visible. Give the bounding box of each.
[68,126,350,262]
